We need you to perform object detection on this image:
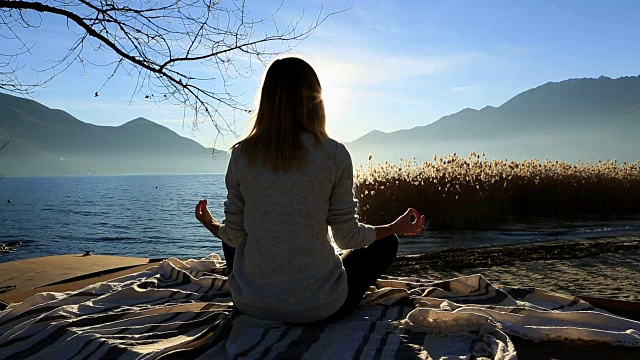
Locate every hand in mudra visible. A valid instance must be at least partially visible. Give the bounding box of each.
[392,208,426,236]
[195,199,217,227]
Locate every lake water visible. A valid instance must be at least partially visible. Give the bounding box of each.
[2,174,640,263]
[1,174,227,263]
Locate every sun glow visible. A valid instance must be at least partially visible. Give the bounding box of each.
[320,79,347,119]
[316,65,350,137]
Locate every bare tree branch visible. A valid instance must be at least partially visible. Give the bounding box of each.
[0,0,345,137]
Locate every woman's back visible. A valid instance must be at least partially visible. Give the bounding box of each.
[195,56,424,324]
[221,133,375,322]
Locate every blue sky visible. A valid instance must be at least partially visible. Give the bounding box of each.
[5,0,640,148]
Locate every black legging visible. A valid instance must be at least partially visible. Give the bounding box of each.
[221,234,399,324]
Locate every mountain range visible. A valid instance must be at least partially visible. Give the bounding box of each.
[347,75,640,165]
[0,93,229,176]
[1,74,639,176]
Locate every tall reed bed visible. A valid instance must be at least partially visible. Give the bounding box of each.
[354,153,640,230]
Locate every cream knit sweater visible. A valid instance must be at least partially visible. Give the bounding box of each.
[217,133,376,322]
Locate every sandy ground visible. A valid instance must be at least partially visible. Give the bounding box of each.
[0,255,151,304]
[2,237,638,305]
[388,236,640,302]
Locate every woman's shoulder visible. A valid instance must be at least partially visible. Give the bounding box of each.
[228,142,247,167]
[312,136,345,151]
[318,137,351,160]
[300,132,340,152]
[318,138,354,168]
[323,137,340,150]
[326,138,351,157]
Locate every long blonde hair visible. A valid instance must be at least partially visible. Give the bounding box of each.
[233,57,328,172]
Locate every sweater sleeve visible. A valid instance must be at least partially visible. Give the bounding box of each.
[327,143,376,249]
[218,151,247,247]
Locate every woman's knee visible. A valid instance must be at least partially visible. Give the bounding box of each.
[369,234,398,266]
[378,234,399,254]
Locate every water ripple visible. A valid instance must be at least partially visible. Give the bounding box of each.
[3,174,640,262]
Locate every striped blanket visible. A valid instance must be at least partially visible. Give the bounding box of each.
[1,254,639,359]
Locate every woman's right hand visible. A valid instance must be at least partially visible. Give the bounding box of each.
[196,199,222,238]
[391,208,426,236]
[196,199,216,227]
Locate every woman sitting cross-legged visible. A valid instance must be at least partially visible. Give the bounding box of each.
[196,56,426,324]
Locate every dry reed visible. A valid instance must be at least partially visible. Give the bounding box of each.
[355,153,640,230]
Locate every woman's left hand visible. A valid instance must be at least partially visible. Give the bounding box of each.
[195,199,216,227]
[391,208,426,236]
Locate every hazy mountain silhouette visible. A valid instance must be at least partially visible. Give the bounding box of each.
[348,75,640,165]
[0,93,229,176]
[2,75,639,176]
